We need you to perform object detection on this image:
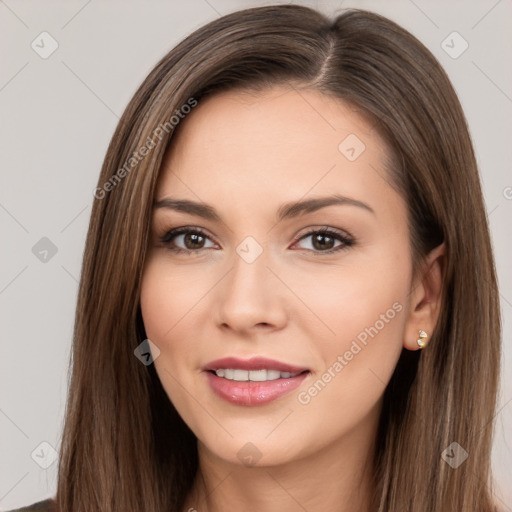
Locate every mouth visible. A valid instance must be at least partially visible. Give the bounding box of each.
[203,356,310,374]
[208,368,308,381]
[202,356,311,406]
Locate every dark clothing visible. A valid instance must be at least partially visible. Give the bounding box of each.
[5,498,55,512]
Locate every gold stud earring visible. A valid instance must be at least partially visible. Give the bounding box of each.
[417,330,428,348]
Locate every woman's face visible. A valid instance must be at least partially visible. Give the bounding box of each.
[140,85,417,467]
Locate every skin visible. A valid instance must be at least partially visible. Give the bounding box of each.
[140,84,444,512]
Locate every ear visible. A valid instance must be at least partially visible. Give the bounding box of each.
[403,243,445,350]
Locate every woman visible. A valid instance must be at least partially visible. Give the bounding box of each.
[9,4,502,511]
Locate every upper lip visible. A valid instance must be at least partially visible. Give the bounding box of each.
[202,356,310,374]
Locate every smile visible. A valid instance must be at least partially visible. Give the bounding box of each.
[213,369,303,381]
[202,356,311,406]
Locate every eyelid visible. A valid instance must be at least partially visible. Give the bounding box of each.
[293,225,353,241]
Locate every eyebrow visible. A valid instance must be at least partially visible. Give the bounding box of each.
[153,194,374,222]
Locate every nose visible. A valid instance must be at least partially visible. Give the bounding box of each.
[213,246,288,335]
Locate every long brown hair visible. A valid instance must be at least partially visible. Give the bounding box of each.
[54,5,501,511]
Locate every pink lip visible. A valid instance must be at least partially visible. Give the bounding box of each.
[202,356,309,374]
[204,371,309,406]
[202,357,310,406]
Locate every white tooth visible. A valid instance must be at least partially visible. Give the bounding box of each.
[215,368,301,381]
[266,370,281,380]
[248,369,267,381]
[233,369,249,381]
[224,369,235,380]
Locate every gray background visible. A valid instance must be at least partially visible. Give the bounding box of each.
[0,0,511,509]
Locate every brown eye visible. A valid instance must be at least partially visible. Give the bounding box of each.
[182,232,206,249]
[293,228,354,254]
[160,227,216,254]
[311,232,336,251]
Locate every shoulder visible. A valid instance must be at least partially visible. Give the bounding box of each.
[4,498,56,512]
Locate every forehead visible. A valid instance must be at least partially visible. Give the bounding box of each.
[156,85,396,216]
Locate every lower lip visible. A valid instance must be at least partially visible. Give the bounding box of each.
[204,371,309,406]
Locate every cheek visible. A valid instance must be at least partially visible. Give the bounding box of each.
[291,246,409,347]
[140,262,228,448]
[292,247,409,415]
[140,259,205,342]
[139,259,209,385]
[139,261,193,394]
[139,262,199,416]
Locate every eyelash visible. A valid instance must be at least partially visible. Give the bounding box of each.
[158,226,355,256]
